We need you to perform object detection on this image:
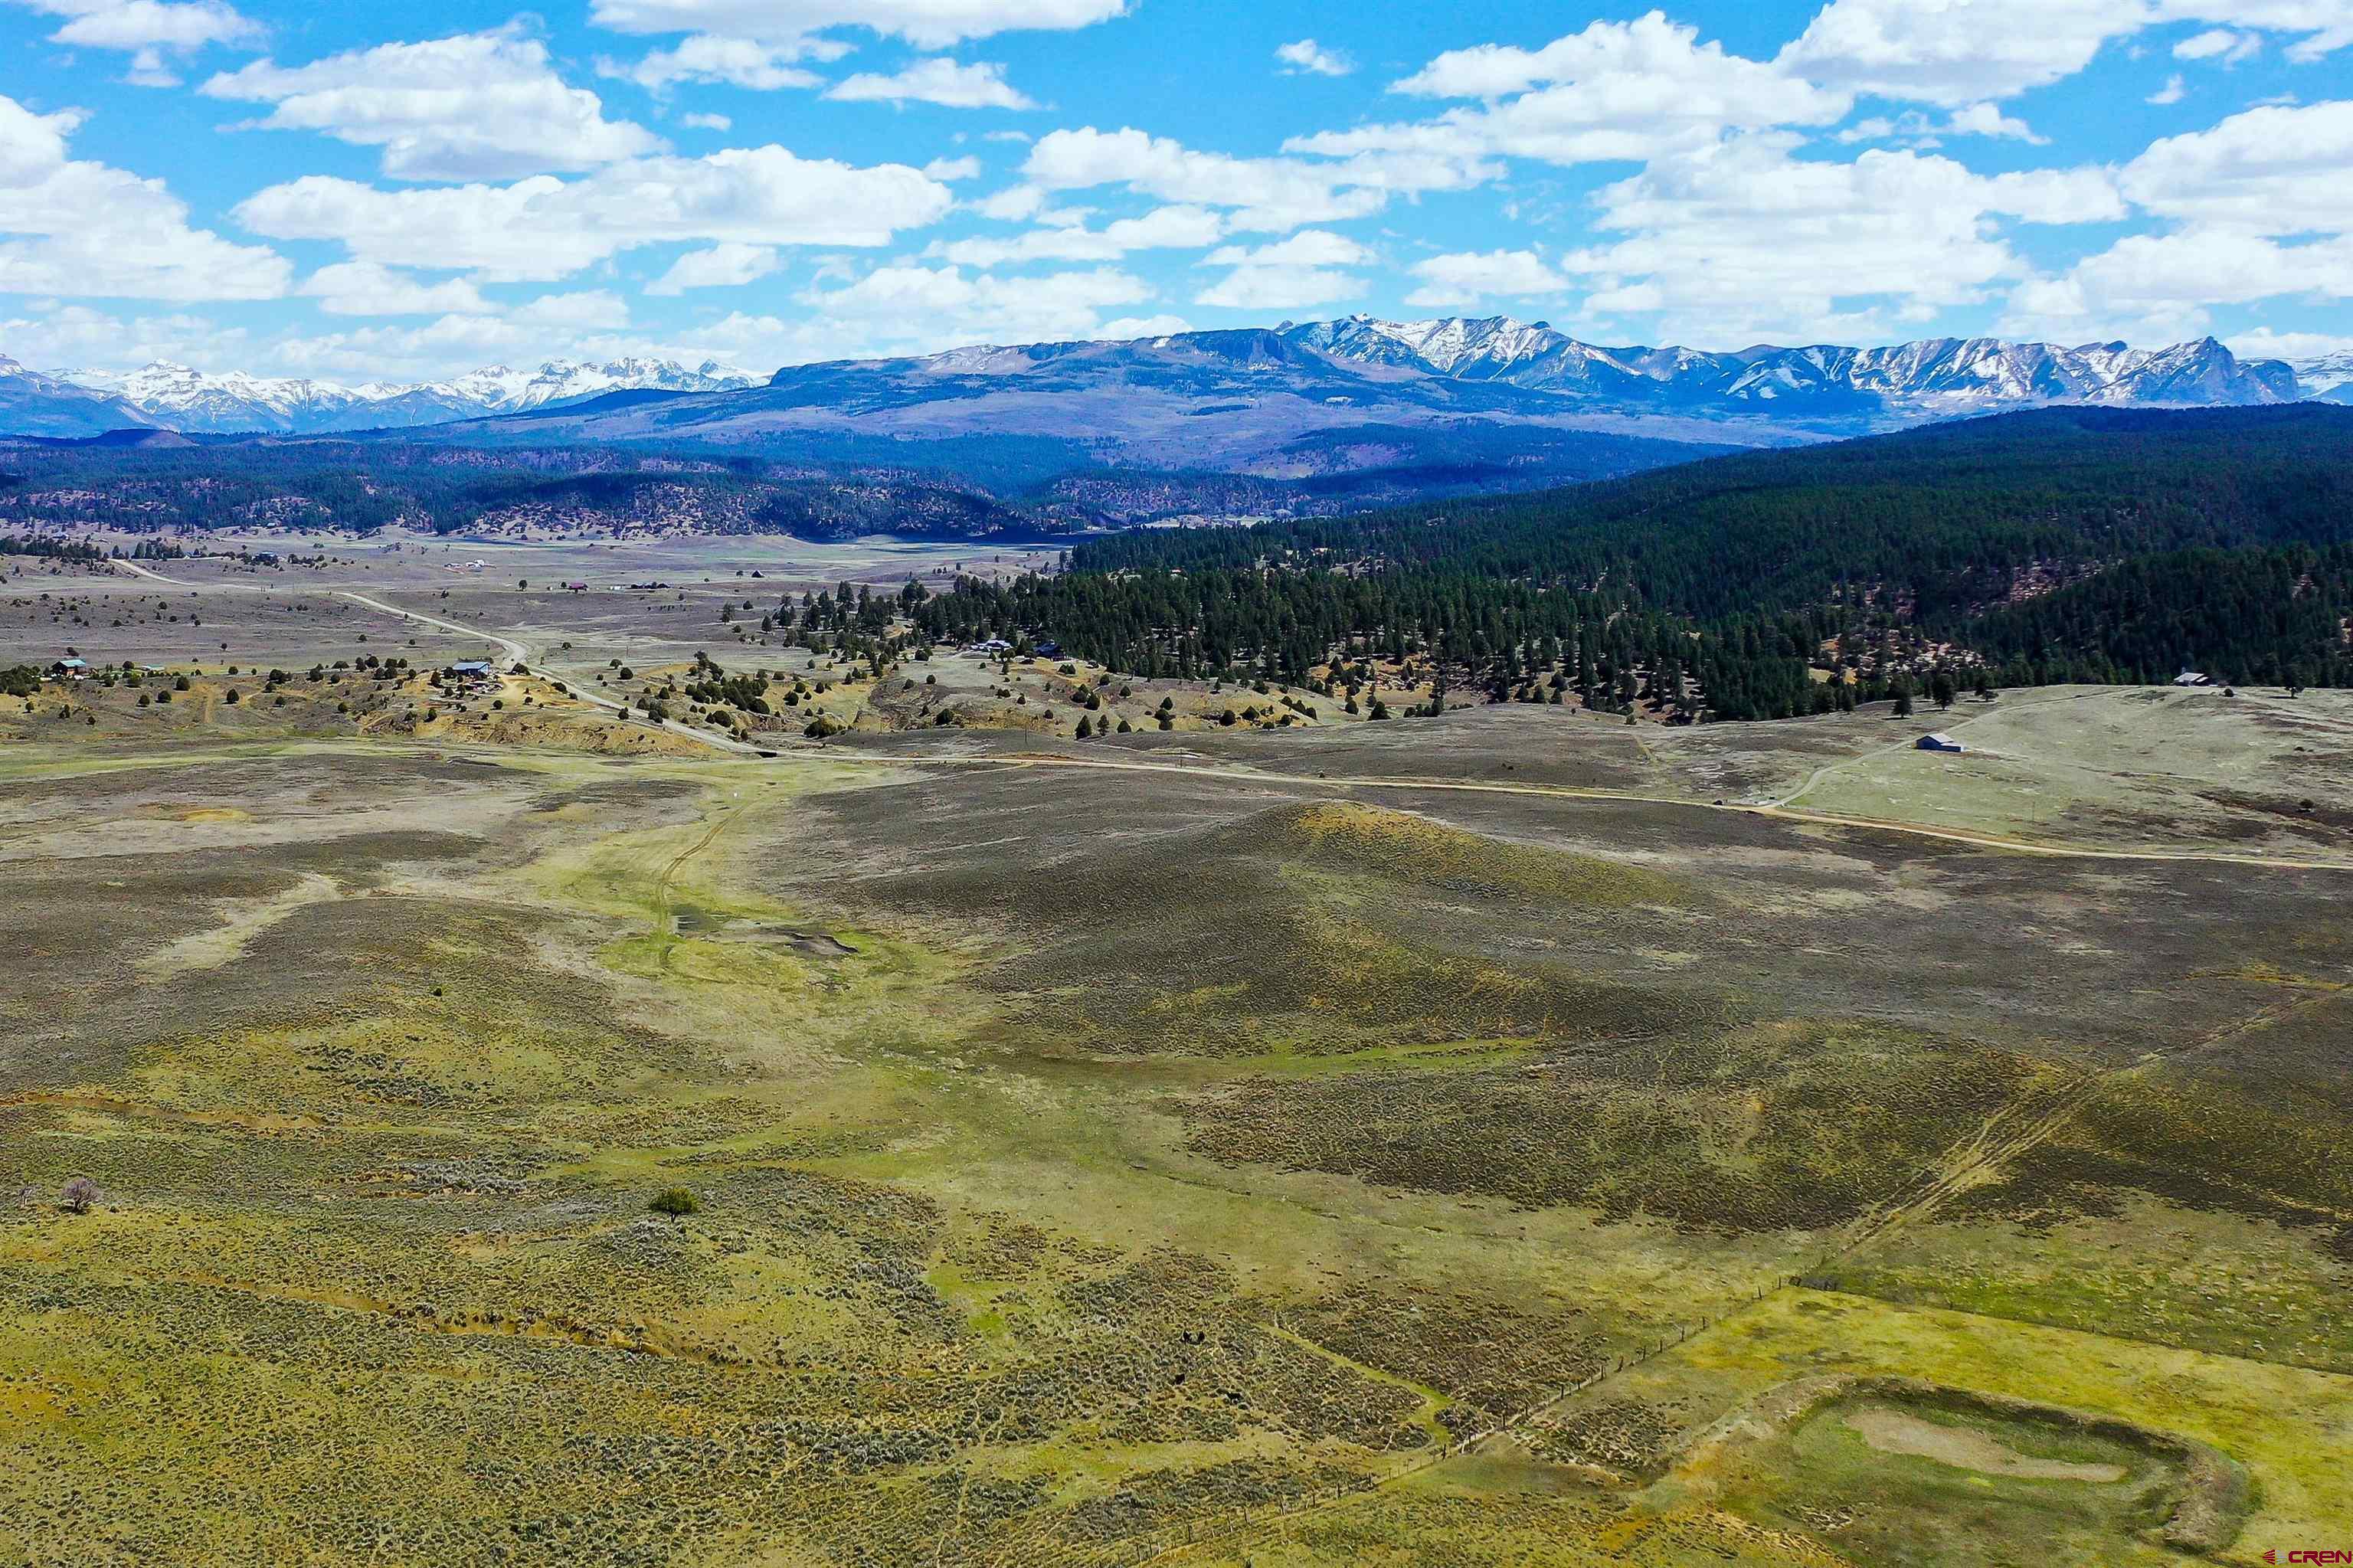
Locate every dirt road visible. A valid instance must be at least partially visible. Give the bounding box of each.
[817,751,2353,876]
[112,558,757,755]
[97,559,2353,870]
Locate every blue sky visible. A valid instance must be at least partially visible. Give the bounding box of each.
[2,0,2349,385]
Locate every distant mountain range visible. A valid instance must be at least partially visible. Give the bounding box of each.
[443,319,2315,483]
[0,355,757,437]
[6,329,2345,539]
[1284,317,2308,414]
[2,319,2344,503]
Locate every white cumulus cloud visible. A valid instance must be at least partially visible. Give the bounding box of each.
[235,146,955,283]
[1195,230,1372,310]
[1098,313,1193,338]
[512,290,633,330]
[1275,39,1353,77]
[1025,126,1493,232]
[2228,326,2353,362]
[929,204,1222,267]
[5,0,261,86]
[1309,14,1851,169]
[2120,99,2353,234]
[1553,133,2126,344]
[1945,102,2047,142]
[600,34,837,93]
[1836,105,2045,143]
[0,92,289,301]
[1404,249,1572,309]
[826,57,1037,109]
[792,262,1154,354]
[205,28,664,182]
[2173,28,2262,62]
[299,261,490,316]
[1778,0,2353,107]
[2004,231,2353,342]
[647,241,782,293]
[587,0,1130,51]
[2003,99,2353,340]
[0,304,250,372]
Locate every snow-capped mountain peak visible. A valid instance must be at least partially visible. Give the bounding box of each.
[1269,318,2299,415]
[25,356,758,435]
[421,358,758,415]
[1361,316,1562,375]
[2289,351,2353,401]
[64,362,370,426]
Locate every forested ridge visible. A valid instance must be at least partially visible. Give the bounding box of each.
[0,441,1036,540]
[915,406,2353,719]
[0,420,1715,538]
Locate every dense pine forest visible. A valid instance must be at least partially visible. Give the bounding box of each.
[914,406,2353,719]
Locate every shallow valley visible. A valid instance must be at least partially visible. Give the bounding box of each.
[2,636,2347,1565]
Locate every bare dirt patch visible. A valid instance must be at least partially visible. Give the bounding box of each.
[1843,1403,2126,1482]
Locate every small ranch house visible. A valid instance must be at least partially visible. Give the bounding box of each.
[1916,732,1965,754]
